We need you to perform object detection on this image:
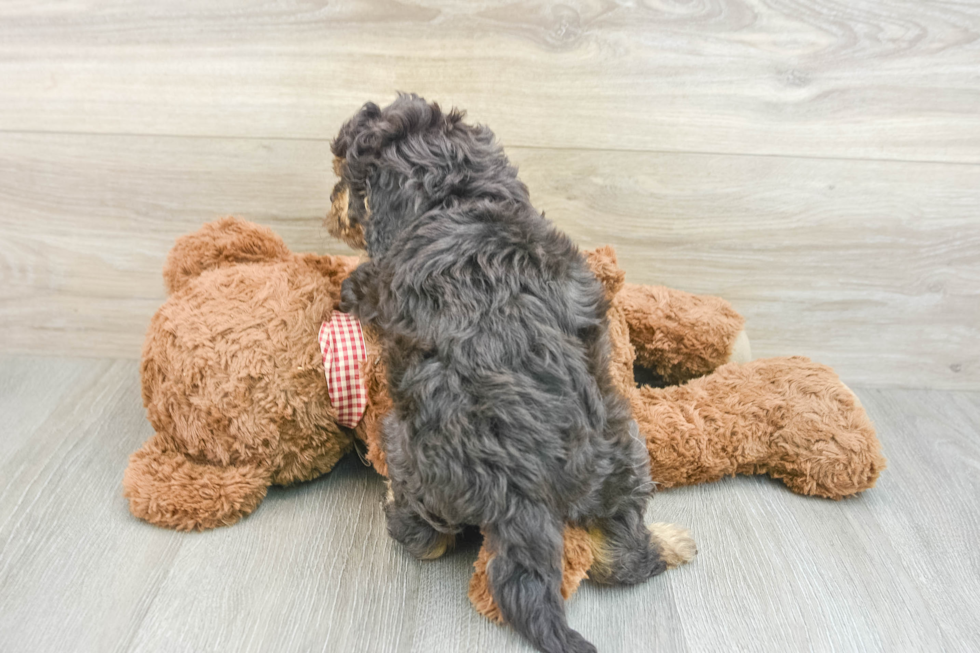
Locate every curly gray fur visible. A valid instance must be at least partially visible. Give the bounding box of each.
[330,94,665,653]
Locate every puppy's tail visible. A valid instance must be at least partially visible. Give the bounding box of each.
[485,504,597,653]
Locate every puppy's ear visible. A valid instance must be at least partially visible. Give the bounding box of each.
[332,101,396,181]
[335,95,455,170]
[331,102,383,161]
[326,157,369,250]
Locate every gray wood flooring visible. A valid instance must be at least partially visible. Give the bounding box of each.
[1,355,977,652]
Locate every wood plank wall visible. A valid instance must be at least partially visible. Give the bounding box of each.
[1,1,978,389]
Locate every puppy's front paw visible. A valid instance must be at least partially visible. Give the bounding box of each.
[339,277,359,314]
[649,522,697,569]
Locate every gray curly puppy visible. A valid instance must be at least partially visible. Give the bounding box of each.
[327,94,667,653]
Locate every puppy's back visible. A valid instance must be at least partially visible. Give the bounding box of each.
[382,198,614,516]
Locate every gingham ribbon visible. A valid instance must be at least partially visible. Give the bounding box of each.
[318,311,368,428]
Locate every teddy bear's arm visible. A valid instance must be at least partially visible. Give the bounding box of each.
[618,282,749,385]
[581,245,749,384]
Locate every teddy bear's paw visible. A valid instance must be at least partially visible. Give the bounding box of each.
[649,522,697,569]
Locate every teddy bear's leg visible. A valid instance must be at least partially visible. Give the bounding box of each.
[744,358,886,498]
[618,282,749,385]
[632,357,885,499]
[469,526,594,623]
[467,517,696,624]
[162,217,292,294]
[123,433,273,531]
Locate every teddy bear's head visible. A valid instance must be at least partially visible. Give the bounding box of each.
[126,218,360,530]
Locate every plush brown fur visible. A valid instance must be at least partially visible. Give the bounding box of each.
[125,220,883,617]
[469,526,595,624]
[465,247,884,617]
[632,356,884,497]
[620,283,747,384]
[125,218,360,530]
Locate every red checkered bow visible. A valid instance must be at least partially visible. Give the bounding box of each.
[318,311,368,428]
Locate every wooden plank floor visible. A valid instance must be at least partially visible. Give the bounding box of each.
[1,355,978,652]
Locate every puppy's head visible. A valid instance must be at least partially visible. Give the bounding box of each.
[325,94,466,251]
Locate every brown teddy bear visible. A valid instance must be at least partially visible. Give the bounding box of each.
[124,218,884,618]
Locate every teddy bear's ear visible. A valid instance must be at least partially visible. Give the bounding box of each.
[583,245,626,299]
[163,217,291,294]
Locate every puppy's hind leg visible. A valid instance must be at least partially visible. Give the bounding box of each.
[648,522,698,569]
[381,414,455,560]
[587,496,668,586]
[384,484,455,560]
[587,495,697,582]
[587,419,694,584]
[485,503,596,653]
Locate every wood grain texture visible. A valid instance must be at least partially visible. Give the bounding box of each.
[2,3,978,649]
[0,1,979,162]
[0,357,184,653]
[1,356,979,652]
[2,132,977,388]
